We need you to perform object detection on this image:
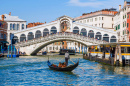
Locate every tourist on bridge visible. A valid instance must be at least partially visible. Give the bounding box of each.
[65,51,70,66]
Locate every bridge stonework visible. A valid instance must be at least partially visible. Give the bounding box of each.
[15,33,108,55]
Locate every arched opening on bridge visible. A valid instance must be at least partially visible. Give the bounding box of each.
[43,28,49,37]
[28,32,34,40]
[88,30,94,38]
[95,32,102,40]
[103,34,109,42]
[51,26,57,34]
[13,36,18,44]
[60,20,70,32]
[20,34,26,42]
[110,36,117,42]
[80,28,87,36]
[73,26,79,34]
[35,30,41,38]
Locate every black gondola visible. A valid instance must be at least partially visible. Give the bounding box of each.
[47,59,79,71]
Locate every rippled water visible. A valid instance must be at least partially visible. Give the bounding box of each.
[0,55,130,86]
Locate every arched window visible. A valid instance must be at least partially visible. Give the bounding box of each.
[22,24,24,29]
[28,32,34,40]
[20,34,26,42]
[13,36,18,44]
[73,26,79,34]
[13,24,16,30]
[10,24,13,30]
[110,36,117,42]
[88,30,94,38]
[103,34,109,42]
[35,30,41,38]
[43,28,49,37]
[95,32,102,40]
[80,28,87,36]
[51,26,57,34]
[17,24,19,30]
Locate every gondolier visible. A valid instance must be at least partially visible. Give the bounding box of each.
[65,51,70,66]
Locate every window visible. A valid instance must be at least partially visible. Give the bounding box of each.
[102,17,104,20]
[116,26,117,30]
[112,18,113,21]
[123,16,124,19]
[17,24,19,30]
[125,21,126,27]
[112,24,113,28]
[95,18,97,21]
[84,20,86,23]
[127,23,129,28]
[118,24,120,29]
[123,22,124,27]
[87,19,89,22]
[123,30,124,35]
[102,23,104,28]
[127,15,129,19]
[22,24,24,29]
[10,24,12,30]
[125,15,126,18]
[13,24,15,30]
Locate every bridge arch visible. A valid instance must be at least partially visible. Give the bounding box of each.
[13,36,18,44]
[88,30,94,38]
[43,28,49,37]
[73,26,79,34]
[20,34,26,42]
[80,28,87,36]
[95,32,102,40]
[51,26,57,34]
[31,38,90,55]
[103,34,109,42]
[28,32,34,40]
[35,30,41,38]
[110,36,117,42]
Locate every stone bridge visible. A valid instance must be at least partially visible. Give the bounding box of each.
[15,33,108,55]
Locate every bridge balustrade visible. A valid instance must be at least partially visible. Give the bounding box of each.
[15,33,108,47]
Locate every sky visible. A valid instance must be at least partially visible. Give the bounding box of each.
[0,0,124,24]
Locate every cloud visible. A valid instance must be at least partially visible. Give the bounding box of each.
[68,0,124,9]
[68,0,103,7]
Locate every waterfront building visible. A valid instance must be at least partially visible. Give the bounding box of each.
[74,8,118,30]
[0,12,26,44]
[0,15,7,52]
[114,0,130,42]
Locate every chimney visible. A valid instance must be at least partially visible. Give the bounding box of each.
[119,5,121,11]
[124,1,127,7]
[9,12,11,16]
[1,15,5,21]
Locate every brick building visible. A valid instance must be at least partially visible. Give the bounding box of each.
[0,15,7,52]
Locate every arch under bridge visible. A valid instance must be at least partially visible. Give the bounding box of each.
[15,33,108,55]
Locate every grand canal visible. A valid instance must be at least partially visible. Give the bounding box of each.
[0,55,130,85]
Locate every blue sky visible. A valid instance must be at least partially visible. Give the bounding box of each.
[0,0,124,24]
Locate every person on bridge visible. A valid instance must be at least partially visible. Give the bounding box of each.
[65,51,70,66]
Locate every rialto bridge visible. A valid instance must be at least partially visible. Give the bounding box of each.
[13,15,118,55]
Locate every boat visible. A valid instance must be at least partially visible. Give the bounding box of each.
[47,59,79,71]
[59,49,75,55]
[42,51,47,55]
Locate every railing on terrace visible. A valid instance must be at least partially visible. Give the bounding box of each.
[15,33,108,47]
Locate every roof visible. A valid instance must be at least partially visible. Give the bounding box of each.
[0,14,26,22]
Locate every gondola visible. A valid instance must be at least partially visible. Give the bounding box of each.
[47,59,79,71]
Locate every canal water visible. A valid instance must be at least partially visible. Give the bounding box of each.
[0,55,130,86]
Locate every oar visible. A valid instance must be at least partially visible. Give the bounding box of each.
[70,59,85,72]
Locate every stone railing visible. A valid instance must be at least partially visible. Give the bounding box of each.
[15,33,108,47]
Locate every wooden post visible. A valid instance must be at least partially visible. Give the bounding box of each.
[119,45,122,66]
[114,45,118,65]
